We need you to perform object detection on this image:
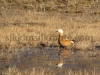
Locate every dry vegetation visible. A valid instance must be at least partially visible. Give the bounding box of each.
[2,67,55,75]
[0,9,100,50]
[0,0,100,50]
[2,67,100,75]
[0,0,100,75]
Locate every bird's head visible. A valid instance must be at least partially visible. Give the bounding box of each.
[56,29,64,36]
[57,29,63,33]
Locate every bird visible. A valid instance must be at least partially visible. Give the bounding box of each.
[56,29,74,67]
[57,49,70,67]
[56,29,74,49]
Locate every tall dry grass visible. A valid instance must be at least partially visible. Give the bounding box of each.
[2,67,55,75]
[0,7,100,50]
[0,0,100,13]
[2,67,100,75]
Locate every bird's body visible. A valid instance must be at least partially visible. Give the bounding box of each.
[58,35,74,49]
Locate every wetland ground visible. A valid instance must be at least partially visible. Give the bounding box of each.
[0,0,100,75]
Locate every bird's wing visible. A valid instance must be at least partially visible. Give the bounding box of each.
[65,39,74,43]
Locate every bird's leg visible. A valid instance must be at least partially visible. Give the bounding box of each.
[58,46,63,52]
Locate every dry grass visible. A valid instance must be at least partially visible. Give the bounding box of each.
[0,8,100,50]
[2,67,100,75]
[2,67,55,75]
[0,0,100,13]
[75,41,93,50]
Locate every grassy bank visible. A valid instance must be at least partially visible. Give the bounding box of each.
[2,67,100,75]
[0,8,100,50]
[0,0,100,50]
[0,0,100,13]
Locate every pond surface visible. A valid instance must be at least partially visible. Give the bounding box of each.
[0,47,100,75]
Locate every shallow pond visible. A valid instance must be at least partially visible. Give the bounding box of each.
[0,47,100,75]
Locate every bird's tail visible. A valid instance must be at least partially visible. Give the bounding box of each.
[71,41,74,44]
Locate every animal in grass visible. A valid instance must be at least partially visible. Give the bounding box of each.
[56,29,74,49]
[57,49,70,67]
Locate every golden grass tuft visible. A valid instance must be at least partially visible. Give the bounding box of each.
[2,67,55,75]
[75,41,93,50]
[2,67,99,75]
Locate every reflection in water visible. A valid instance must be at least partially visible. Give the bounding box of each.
[0,47,100,74]
[58,49,70,67]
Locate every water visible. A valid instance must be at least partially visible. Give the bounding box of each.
[0,47,100,74]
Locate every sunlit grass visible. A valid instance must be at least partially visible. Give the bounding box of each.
[2,67,100,75]
[0,10,100,50]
